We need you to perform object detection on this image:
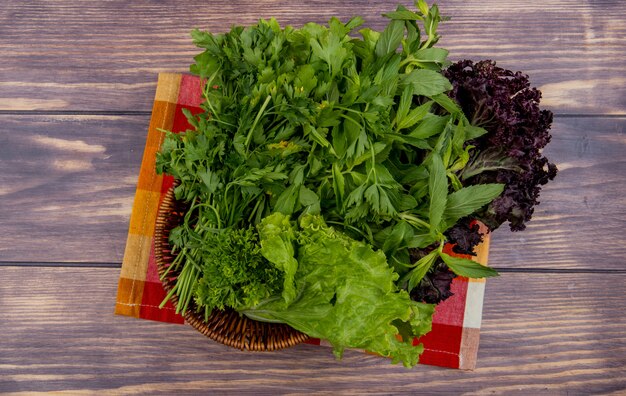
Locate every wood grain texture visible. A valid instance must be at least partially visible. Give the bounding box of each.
[2,0,623,392]
[0,114,147,262]
[488,116,626,270]
[2,114,624,270]
[1,0,625,113]
[0,267,624,394]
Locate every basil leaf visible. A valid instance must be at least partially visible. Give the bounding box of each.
[383,221,414,255]
[397,101,433,130]
[413,48,449,64]
[428,153,447,231]
[274,184,300,215]
[402,69,452,97]
[439,251,499,279]
[407,250,438,291]
[432,93,461,114]
[383,10,424,21]
[465,125,488,140]
[375,19,404,57]
[409,114,449,139]
[442,184,504,230]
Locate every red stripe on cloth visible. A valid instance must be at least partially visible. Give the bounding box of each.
[431,276,469,327]
[172,104,203,134]
[178,74,205,108]
[145,239,161,283]
[415,323,463,368]
[161,174,175,195]
[139,281,185,324]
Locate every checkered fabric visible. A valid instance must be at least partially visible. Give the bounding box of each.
[115,73,490,369]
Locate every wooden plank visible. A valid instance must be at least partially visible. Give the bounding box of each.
[0,267,624,393]
[0,114,147,263]
[488,116,626,270]
[1,115,625,269]
[0,0,624,113]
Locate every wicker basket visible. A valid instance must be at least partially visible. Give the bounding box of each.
[154,187,309,351]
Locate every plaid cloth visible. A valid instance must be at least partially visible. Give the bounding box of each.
[115,73,490,370]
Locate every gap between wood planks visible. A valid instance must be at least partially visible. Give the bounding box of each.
[1,261,626,274]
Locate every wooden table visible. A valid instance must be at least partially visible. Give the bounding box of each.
[2,1,625,393]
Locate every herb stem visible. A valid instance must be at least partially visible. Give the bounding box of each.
[245,95,272,151]
[202,67,222,121]
[399,212,431,230]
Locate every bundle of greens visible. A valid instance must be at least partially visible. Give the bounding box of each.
[155,0,555,367]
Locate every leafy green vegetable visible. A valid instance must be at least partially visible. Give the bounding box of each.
[439,251,499,279]
[156,1,466,270]
[154,0,511,367]
[242,213,434,368]
[256,211,299,304]
[442,183,505,229]
[427,152,447,233]
[194,227,284,319]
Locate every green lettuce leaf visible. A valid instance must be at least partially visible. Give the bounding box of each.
[257,213,299,304]
[244,213,434,368]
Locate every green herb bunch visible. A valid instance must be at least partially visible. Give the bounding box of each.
[154,0,528,367]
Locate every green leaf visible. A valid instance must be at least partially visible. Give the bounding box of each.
[432,93,461,114]
[345,16,365,30]
[465,125,488,140]
[383,10,424,21]
[245,215,433,368]
[309,30,348,77]
[407,250,438,291]
[274,184,300,215]
[303,124,331,147]
[397,101,433,130]
[385,132,430,150]
[394,85,413,128]
[413,48,449,64]
[332,162,345,207]
[397,194,418,211]
[181,108,199,130]
[382,221,414,255]
[443,184,504,229]
[299,185,320,206]
[460,148,524,180]
[198,169,221,194]
[402,69,452,97]
[428,153,447,230]
[439,251,499,279]
[416,0,429,16]
[375,19,404,57]
[404,20,420,54]
[409,114,449,139]
[258,213,300,304]
[407,233,436,249]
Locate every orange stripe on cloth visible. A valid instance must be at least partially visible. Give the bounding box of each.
[120,233,154,280]
[127,189,162,237]
[115,73,181,318]
[114,277,146,317]
[154,73,183,103]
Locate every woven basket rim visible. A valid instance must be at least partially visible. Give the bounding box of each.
[154,186,309,351]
